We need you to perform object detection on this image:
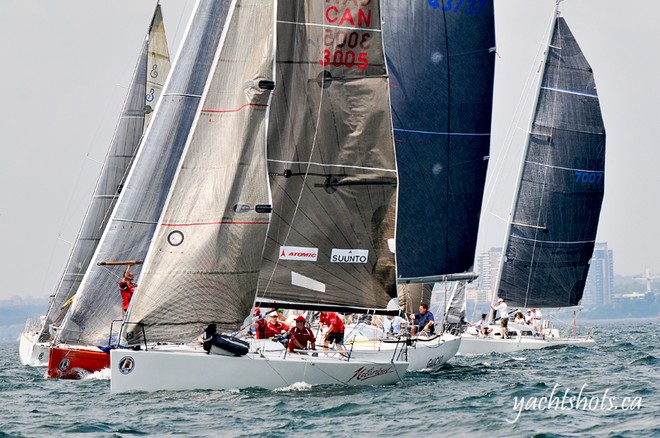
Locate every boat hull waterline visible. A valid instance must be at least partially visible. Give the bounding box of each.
[46,345,110,379]
[110,347,408,393]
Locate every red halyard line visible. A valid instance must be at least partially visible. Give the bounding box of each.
[201,103,268,114]
[162,221,268,227]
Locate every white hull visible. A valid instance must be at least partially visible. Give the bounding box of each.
[110,341,408,393]
[458,324,596,355]
[19,330,50,367]
[349,333,461,372]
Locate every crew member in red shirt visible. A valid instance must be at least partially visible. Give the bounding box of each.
[288,315,316,352]
[119,266,136,318]
[265,311,290,338]
[319,311,346,355]
[252,308,267,339]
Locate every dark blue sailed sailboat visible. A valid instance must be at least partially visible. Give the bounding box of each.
[497,16,606,309]
[459,9,603,355]
[382,0,496,304]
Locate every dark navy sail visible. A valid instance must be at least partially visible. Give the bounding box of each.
[498,17,606,308]
[382,0,496,282]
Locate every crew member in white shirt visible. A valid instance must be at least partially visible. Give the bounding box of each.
[490,298,509,339]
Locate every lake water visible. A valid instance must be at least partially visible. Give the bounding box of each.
[1,320,658,437]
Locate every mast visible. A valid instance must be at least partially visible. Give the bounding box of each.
[489,4,561,321]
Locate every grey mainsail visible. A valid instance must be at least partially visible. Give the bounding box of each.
[56,1,232,345]
[125,0,275,342]
[497,16,606,308]
[38,5,170,343]
[255,1,398,313]
[383,0,496,292]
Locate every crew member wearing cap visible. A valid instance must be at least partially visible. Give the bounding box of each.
[319,311,346,355]
[265,311,290,338]
[490,298,509,339]
[252,308,267,339]
[288,315,316,352]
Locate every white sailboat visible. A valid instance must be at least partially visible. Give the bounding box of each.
[459,7,603,355]
[19,4,170,369]
[110,0,408,393]
[343,0,497,371]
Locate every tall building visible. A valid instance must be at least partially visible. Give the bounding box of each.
[582,242,614,306]
[467,248,502,304]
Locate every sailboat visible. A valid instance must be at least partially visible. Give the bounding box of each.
[458,8,603,355]
[109,0,408,393]
[19,4,170,370]
[344,0,497,371]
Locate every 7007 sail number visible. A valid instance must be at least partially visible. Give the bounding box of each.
[320,29,371,71]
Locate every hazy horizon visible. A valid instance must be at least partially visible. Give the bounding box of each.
[1,0,658,301]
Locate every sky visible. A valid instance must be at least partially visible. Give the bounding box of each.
[0,0,657,302]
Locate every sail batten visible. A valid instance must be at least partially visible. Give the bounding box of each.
[497,17,606,308]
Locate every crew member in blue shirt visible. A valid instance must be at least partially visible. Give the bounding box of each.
[411,303,434,335]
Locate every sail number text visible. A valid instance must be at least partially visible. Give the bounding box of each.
[321,4,374,71]
[320,29,371,70]
[428,0,489,15]
[575,171,603,184]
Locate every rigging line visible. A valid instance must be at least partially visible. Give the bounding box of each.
[480,8,555,234]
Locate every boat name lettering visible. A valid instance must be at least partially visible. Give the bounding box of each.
[347,366,392,382]
[426,355,445,369]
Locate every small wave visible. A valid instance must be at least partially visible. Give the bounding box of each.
[630,355,658,366]
[273,381,312,392]
[511,356,527,361]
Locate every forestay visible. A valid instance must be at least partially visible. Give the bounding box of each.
[56,1,231,345]
[256,1,398,313]
[40,5,170,343]
[125,0,275,342]
[498,17,606,308]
